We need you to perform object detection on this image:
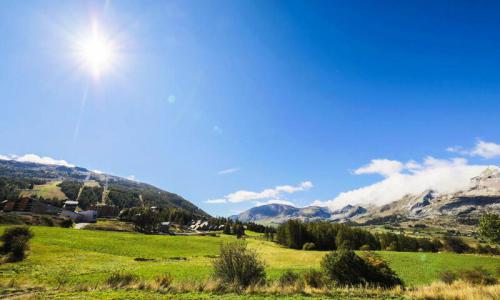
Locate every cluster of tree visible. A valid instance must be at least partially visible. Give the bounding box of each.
[78,186,104,210]
[276,220,476,253]
[0,177,45,201]
[119,206,196,233]
[107,186,141,208]
[58,180,82,201]
[223,221,245,238]
[277,220,382,251]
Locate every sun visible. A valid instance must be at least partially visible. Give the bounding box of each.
[76,21,115,78]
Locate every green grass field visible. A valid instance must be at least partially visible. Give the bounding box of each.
[20,181,67,200]
[0,225,498,293]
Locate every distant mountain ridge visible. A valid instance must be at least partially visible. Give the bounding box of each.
[234,167,500,227]
[0,159,209,217]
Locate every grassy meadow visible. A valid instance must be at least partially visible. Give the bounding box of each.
[0,226,498,292]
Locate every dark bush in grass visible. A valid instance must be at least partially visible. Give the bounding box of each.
[442,236,470,253]
[439,271,457,284]
[459,267,497,285]
[155,273,174,289]
[321,250,403,288]
[106,272,138,288]
[59,218,73,228]
[302,242,315,251]
[0,226,34,262]
[40,216,54,227]
[278,270,300,287]
[213,241,265,287]
[302,269,324,288]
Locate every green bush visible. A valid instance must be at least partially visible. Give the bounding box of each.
[321,250,403,288]
[302,269,324,288]
[155,273,174,289]
[302,242,316,250]
[479,213,500,243]
[0,226,34,262]
[41,216,54,227]
[213,242,265,287]
[459,267,497,285]
[59,218,74,228]
[442,236,470,253]
[439,271,457,284]
[278,270,300,287]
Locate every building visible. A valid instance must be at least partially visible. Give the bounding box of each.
[63,200,79,212]
[159,222,171,234]
[2,197,62,215]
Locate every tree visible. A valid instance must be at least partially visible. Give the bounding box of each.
[479,213,500,243]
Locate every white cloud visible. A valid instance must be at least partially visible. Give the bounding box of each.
[354,159,404,177]
[0,153,75,167]
[208,181,313,204]
[255,199,295,207]
[447,140,500,159]
[206,199,227,204]
[314,157,492,210]
[218,167,240,175]
[470,140,500,159]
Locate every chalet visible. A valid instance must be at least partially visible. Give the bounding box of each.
[63,200,79,212]
[89,203,120,218]
[159,222,171,234]
[2,197,62,215]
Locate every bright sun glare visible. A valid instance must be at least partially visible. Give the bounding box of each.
[76,21,115,78]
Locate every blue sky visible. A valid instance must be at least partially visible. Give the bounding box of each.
[1,1,499,216]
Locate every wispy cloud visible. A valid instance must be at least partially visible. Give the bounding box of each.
[255,199,295,207]
[354,159,404,177]
[0,154,75,168]
[206,181,313,204]
[447,140,500,159]
[218,167,240,175]
[206,199,227,204]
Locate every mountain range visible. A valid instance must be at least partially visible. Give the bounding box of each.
[234,167,500,228]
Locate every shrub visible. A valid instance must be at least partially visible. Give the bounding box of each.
[302,242,315,251]
[0,226,34,262]
[155,273,174,289]
[459,267,497,285]
[106,272,138,288]
[212,242,265,287]
[439,271,457,284]
[59,218,74,228]
[40,216,54,227]
[321,250,402,288]
[278,270,300,287]
[442,236,470,253]
[302,269,324,288]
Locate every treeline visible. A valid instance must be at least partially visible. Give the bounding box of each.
[207,218,276,238]
[276,220,483,253]
[119,207,196,233]
[0,177,45,201]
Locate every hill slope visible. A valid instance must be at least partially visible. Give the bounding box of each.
[0,159,209,217]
